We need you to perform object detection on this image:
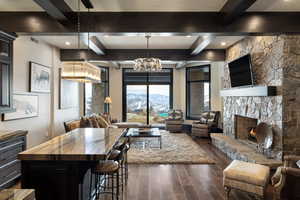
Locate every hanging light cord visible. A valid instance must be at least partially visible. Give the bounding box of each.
[77,0,80,50]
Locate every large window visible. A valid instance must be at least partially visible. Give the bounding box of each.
[84,67,109,115]
[186,65,210,119]
[123,68,173,124]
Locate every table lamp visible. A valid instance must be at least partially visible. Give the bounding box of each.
[104,96,112,114]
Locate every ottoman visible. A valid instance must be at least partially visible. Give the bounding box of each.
[223,160,270,200]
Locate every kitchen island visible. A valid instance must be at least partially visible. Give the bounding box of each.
[18,128,126,200]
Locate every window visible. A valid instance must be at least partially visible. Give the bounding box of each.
[123,68,173,124]
[186,65,210,119]
[84,67,109,115]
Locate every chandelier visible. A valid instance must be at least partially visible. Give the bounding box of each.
[134,35,162,72]
[61,61,101,83]
[61,0,101,83]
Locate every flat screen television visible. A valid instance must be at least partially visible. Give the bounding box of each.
[228,54,254,87]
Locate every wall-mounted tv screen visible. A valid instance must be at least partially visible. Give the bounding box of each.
[228,54,254,87]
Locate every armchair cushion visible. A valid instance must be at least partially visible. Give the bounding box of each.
[192,123,209,129]
[167,109,183,120]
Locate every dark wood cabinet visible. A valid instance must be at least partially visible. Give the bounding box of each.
[0,130,27,189]
[0,31,17,113]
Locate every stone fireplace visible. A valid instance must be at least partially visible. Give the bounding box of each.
[219,35,300,162]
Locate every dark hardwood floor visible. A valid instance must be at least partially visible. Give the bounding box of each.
[12,138,274,200]
[122,138,274,200]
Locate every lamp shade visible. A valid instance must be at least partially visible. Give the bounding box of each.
[104,97,112,104]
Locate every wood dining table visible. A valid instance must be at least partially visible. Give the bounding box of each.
[18,128,127,200]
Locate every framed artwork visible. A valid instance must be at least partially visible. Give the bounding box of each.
[29,61,51,93]
[2,93,39,121]
[59,69,79,109]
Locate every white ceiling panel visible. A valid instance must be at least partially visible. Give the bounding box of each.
[248,0,300,11]
[29,34,245,50]
[206,36,245,49]
[65,0,227,12]
[0,0,43,11]
[98,35,198,49]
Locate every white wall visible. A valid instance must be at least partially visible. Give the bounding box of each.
[109,67,123,120]
[0,36,80,147]
[109,62,224,122]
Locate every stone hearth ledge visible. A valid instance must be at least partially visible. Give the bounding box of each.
[211,133,282,169]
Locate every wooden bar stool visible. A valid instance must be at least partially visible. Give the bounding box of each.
[91,160,120,200]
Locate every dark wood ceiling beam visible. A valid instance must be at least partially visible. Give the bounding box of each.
[81,0,94,9]
[190,35,216,55]
[220,0,257,24]
[82,35,106,55]
[1,12,300,34]
[60,49,225,62]
[33,0,74,23]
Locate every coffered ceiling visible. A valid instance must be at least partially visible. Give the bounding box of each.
[31,35,244,50]
[0,0,299,12]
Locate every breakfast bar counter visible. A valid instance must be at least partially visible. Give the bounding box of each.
[18,128,126,200]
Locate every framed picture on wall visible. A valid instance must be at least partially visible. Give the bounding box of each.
[2,93,39,121]
[59,69,79,109]
[29,61,51,93]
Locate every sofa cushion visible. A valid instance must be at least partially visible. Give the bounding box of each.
[64,120,80,132]
[96,115,110,128]
[89,115,100,128]
[80,117,92,128]
[223,160,270,187]
[100,113,112,125]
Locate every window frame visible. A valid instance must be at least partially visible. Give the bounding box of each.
[122,68,173,124]
[83,66,109,116]
[185,65,211,120]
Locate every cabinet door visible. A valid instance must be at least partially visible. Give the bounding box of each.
[0,62,12,111]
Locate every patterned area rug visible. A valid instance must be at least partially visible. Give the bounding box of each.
[127,131,215,164]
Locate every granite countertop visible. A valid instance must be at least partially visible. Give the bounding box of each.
[18,128,126,161]
[0,189,35,200]
[0,130,27,141]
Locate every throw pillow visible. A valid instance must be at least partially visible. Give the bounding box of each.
[100,113,112,125]
[80,117,92,128]
[96,115,109,128]
[89,115,100,128]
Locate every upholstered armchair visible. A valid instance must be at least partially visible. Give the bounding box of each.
[165,110,184,133]
[272,155,300,200]
[192,111,220,138]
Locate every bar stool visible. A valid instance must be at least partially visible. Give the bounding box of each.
[91,160,120,200]
[114,138,130,183]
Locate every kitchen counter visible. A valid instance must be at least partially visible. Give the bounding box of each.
[0,130,27,142]
[0,189,35,200]
[18,128,126,200]
[18,128,126,161]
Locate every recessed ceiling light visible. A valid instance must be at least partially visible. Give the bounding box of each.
[186,35,192,38]
[283,0,290,2]
[104,35,109,38]
[221,42,227,46]
[65,41,71,46]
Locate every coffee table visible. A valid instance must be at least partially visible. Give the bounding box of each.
[126,128,162,149]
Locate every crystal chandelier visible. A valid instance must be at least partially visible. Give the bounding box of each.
[61,0,101,83]
[134,35,162,72]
